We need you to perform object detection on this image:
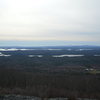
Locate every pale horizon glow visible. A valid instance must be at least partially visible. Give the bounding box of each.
[0,0,100,46]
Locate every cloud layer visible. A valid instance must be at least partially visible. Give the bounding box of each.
[0,0,100,42]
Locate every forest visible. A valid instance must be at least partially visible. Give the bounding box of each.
[0,46,100,100]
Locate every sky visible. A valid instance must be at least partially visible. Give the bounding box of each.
[0,0,100,46]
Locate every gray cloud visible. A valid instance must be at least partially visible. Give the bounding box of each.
[0,0,100,42]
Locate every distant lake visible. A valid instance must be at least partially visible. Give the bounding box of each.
[52,54,84,57]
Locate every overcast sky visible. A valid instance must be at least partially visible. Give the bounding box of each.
[0,0,100,46]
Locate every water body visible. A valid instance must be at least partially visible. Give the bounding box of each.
[0,48,35,51]
[0,48,94,51]
[52,55,84,57]
[0,52,11,57]
[76,49,93,51]
[28,55,43,57]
